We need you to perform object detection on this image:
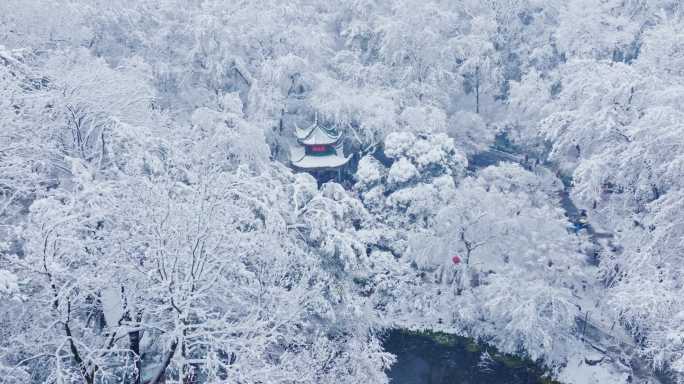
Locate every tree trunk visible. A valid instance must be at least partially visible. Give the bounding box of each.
[129,311,143,384]
[63,299,96,384]
[130,329,142,384]
[475,66,480,115]
[147,338,178,384]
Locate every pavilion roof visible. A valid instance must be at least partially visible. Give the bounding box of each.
[295,122,340,146]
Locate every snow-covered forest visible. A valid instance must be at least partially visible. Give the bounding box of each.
[1,1,683,383]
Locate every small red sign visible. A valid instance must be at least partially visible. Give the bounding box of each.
[452,255,461,265]
[310,145,328,153]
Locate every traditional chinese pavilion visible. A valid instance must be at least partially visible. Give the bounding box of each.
[289,121,351,173]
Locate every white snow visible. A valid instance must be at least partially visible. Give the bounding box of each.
[3,2,683,383]
[101,287,123,327]
[0,270,18,296]
[388,157,418,185]
[384,131,416,159]
[356,155,384,187]
[558,355,632,384]
[292,153,351,169]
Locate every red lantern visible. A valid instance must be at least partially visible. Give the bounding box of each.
[452,255,461,265]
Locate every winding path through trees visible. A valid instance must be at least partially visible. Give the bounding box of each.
[385,136,670,384]
[467,137,668,383]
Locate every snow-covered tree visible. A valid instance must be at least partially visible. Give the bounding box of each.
[402,164,589,365]
[3,1,684,382]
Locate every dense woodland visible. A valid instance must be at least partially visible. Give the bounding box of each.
[1,1,683,383]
